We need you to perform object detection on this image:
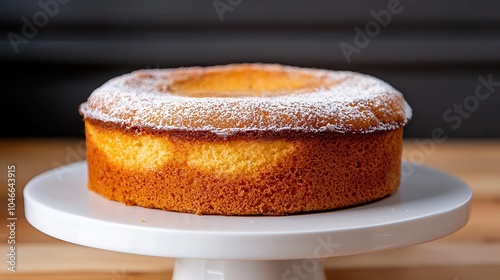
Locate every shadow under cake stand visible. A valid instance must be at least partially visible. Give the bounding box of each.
[24,161,471,280]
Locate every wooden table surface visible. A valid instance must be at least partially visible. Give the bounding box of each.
[1,138,499,280]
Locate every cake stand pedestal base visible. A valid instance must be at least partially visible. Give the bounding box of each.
[173,259,325,280]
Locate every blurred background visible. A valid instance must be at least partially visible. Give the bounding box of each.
[1,0,499,138]
[1,2,500,279]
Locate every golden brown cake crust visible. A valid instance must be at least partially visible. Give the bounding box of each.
[79,64,412,134]
[85,119,403,215]
[80,64,411,215]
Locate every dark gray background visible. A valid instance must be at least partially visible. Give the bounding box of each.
[1,0,499,138]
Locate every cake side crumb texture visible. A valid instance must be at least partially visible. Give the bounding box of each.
[80,64,411,215]
[86,121,403,215]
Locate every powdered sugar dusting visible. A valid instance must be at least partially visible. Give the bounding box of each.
[79,64,412,134]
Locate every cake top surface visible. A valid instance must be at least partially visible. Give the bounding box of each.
[79,63,412,134]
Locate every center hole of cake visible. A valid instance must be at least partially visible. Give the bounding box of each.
[164,67,326,98]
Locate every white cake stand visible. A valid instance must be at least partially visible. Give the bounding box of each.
[24,161,471,280]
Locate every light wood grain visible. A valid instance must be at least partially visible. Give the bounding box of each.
[1,139,499,280]
[402,139,500,199]
[1,241,499,273]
